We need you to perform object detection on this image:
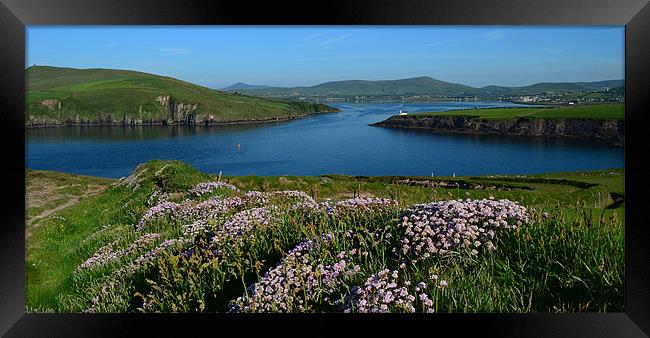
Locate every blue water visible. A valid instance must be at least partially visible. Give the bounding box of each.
[26,101,624,178]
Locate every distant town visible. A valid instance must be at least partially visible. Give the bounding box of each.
[266,87,624,105]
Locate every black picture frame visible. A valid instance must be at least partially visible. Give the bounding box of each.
[2,0,649,336]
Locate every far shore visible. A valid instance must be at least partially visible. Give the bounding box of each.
[25,110,340,129]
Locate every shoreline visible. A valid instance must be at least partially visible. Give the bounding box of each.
[371,123,624,147]
[25,109,341,129]
[371,115,624,147]
[25,165,625,181]
[25,164,625,181]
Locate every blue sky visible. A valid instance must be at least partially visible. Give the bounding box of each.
[26,26,624,89]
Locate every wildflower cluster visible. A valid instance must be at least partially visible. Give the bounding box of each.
[398,198,529,261]
[342,269,417,313]
[270,190,316,204]
[243,190,316,207]
[342,270,448,313]
[326,197,398,216]
[188,181,239,196]
[137,195,251,231]
[181,219,212,239]
[82,236,188,313]
[136,200,193,230]
[175,197,245,223]
[132,238,190,268]
[229,234,361,313]
[210,207,278,256]
[77,233,161,272]
[244,191,269,205]
[136,190,306,231]
[82,163,542,315]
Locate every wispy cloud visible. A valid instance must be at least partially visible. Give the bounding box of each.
[304,32,326,40]
[154,47,193,55]
[481,29,509,41]
[418,34,479,48]
[294,31,352,49]
[418,29,512,48]
[301,52,518,63]
[319,33,351,47]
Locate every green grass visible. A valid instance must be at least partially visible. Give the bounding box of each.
[25,161,624,313]
[417,103,623,120]
[26,66,337,124]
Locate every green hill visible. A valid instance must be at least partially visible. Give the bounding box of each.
[26,66,339,126]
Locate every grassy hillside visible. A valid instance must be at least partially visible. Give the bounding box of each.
[26,66,338,126]
[418,103,624,120]
[26,161,623,313]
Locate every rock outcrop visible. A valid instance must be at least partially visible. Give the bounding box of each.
[372,115,624,146]
[155,95,199,125]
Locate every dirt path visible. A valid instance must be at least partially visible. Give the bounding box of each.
[26,184,107,238]
[517,108,551,118]
[27,184,82,208]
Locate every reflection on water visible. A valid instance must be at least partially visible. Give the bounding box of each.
[26,101,624,178]
[26,122,281,142]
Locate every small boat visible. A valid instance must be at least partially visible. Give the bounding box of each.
[399,110,408,116]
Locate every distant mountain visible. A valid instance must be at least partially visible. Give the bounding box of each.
[574,80,624,91]
[221,82,272,91]
[304,76,478,96]
[224,76,478,97]
[224,76,624,98]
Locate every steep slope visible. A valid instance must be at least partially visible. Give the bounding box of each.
[26,66,338,127]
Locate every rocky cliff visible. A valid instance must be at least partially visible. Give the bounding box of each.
[372,115,624,146]
[154,95,199,124]
[26,95,333,127]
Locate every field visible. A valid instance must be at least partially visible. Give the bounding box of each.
[418,103,624,120]
[26,161,624,313]
[26,66,335,123]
